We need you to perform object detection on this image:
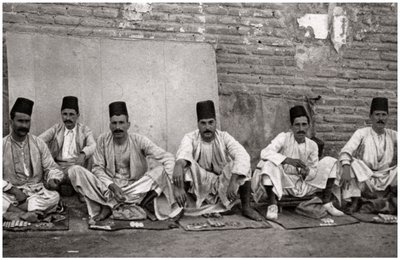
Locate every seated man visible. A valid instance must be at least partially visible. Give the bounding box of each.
[338,97,397,214]
[172,100,261,221]
[39,96,96,195]
[3,98,63,221]
[252,105,344,220]
[69,101,182,221]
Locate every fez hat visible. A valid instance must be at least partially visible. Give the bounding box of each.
[61,96,79,114]
[370,97,388,114]
[196,100,216,121]
[109,101,128,117]
[11,97,34,117]
[289,105,309,125]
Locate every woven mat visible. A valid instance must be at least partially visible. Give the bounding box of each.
[178,214,271,231]
[3,211,69,232]
[351,212,397,224]
[89,219,179,231]
[256,205,359,229]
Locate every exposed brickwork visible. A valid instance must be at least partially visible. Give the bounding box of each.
[2,3,397,163]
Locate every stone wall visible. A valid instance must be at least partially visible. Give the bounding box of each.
[3,3,397,166]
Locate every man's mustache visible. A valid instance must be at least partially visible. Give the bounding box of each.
[377,120,385,124]
[113,129,123,133]
[297,131,306,135]
[64,120,73,124]
[204,130,212,134]
[17,127,29,133]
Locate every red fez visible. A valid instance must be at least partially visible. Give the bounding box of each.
[370,97,388,114]
[61,96,79,114]
[109,101,128,117]
[11,97,34,117]
[289,105,309,125]
[196,100,216,121]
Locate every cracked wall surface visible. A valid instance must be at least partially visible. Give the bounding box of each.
[3,3,397,166]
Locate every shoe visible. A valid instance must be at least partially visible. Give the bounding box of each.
[323,202,344,216]
[266,204,278,220]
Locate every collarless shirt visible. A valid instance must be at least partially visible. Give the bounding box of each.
[371,129,386,162]
[114,140,131,187]
[60,126,78,160]
[198,140,213,171]
[10,136,32,177]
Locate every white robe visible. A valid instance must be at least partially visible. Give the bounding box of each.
[337,127,397,200]
[176,129,251,215]
[3,134,62,214]
[252,131,337,201]
[70,132,182,220]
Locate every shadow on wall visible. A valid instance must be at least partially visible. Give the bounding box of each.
[3,40,9,137]
[220,93,316,170]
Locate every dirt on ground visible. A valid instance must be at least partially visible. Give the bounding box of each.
[3,196,397,257]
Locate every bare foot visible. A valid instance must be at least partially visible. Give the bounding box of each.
[93,205,112,222]
[242,207,263,221]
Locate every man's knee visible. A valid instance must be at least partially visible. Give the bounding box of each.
[3,198,11,214]
[67,165,88,182]
[261,175,273,186]
[27,190,59,212]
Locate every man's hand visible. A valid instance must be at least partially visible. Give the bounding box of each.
[227,174,240,202]
[341,165,352,182]
[172,160,187,189]
[299,167,310,179]
[8,186,28,203]
[47,179,61,191]
[283,158,307,169]
[173,186,187,208]
[75,152,86,166]
[108,183,126,203]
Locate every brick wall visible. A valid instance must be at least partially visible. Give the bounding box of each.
[3,3,397,165]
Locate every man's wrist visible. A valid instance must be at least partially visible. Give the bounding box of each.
[176,159,188,168]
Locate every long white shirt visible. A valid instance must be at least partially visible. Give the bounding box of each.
[339,127,397,189]
[60,126,78,160]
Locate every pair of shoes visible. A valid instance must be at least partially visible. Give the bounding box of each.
[266,204,278,220]
[323,202,344,216]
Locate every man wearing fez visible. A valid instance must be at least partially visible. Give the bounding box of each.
[338,97,397,214]
[69,101,181,221]
[39,96,96,193]
[172,100,262,221]
[3,98,63,220]
[252,105,344,220]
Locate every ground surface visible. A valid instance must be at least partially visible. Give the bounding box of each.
[3,195,397,257]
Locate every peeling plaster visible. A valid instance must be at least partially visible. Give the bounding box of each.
[250,23,263,28]
[198,15,206,23]
[331,7,348,52]
[297,14,329,39]
[118,22,130,29]
[123,3,152,21]
[295,45,330,69]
